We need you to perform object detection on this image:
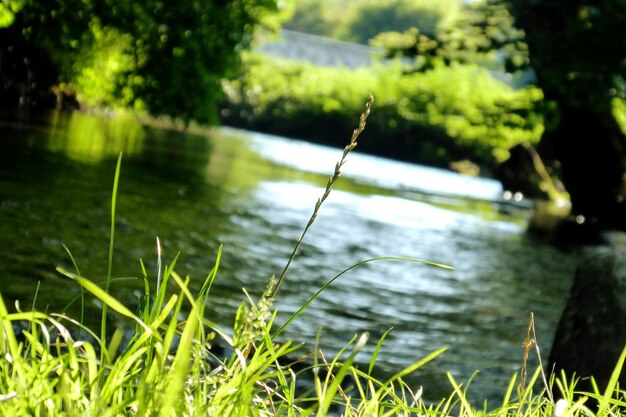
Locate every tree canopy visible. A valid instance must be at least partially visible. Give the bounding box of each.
[370,1,526,73]
[0,0,285,123]
[504,0,626,110]
[282,0,460,44]
[500,0,626,229]
[337,0,460,44]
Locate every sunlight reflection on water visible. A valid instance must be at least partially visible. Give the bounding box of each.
[248,129,503,200]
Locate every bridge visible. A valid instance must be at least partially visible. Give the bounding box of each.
[255,29,385,69]
[255,29,534,87]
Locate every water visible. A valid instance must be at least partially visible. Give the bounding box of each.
[0,111,584,403]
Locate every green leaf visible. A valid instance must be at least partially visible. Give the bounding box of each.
[369,327,393,375]
[57,267,152,335]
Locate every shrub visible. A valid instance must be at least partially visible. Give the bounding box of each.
[221,53,543,170]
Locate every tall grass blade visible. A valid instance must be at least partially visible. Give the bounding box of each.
[597,344,626,417]
[379,346,447,394]
[369,327,393,376]
[273,256,452,339]
[198,244,222,301]
[4,311,48,321]
[317,333,369,417]
[170,271,203,336]
[501,372,517,409]
[156,236,162,295]
[160,306,199,417]
[447,372,475,417]
[62,243,85,335]
[107,327,124,360]
[57,267,152,334]
[101,152,122,359]
[62,243,81,276]
[0,293,19,359]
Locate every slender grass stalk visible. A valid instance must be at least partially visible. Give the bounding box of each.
[159,273,200,417]
[101,152,123,362]
[62,243,84,336]
[269,93,374,299]
[529,312,554,403]
[369,327,394,376]
[316,333,368,417]
[272,256,453,339]
[156,236,162,295]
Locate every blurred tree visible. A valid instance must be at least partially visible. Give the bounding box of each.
[339,0,460,44]
[281,0,342,38]
[0,0,285,123]
[371,1,527,72]
[501,0,626,229]
[282,0,460,44]
[373,0,626,230]
[0,0,25,28]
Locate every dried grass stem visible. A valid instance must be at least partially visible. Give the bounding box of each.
[269,93,374,298]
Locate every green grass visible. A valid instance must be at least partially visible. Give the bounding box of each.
[1,96,626,416]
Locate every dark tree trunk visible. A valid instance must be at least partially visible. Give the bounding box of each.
[549,248,626,397]
[541,105,626,229]
[0,24,58,110]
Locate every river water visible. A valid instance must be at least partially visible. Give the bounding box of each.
[0,111,585,403]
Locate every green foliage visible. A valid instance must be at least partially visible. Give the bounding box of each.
[441,1,527,71]
[338,0,461,44]
[0,0,286,123]
[262,0,541,170]
[0,0,25,28]
[0,282,448,415]
[222,54,543,168]
[281,0,343,38]
[501,0,626,110]
[371,28,441,71]
[282,0,525,73]
[282,0,460,44]
[71,25,137,110]
[371,0,528,73]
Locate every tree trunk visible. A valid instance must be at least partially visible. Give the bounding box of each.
[541,105,626,229]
